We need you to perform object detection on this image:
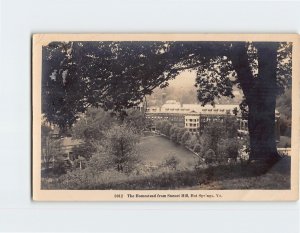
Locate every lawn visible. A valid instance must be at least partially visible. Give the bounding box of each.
[137,135,198,170]
[193,156,291,190]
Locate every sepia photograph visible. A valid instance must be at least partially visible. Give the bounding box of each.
[2,0,300,231]
[32,34,299,201]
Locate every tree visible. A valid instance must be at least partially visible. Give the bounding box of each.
[169,126,179,138]
[41,124,62,172]
[201,121,226,154]
[105,125,139,172]
[177,128,186,143]
[162,121,172,136]
[170,133,178,143]
[42,41,291,163]
[155,121,163,131]
[123,109,149,133]
[217,138,241,162]
[181,131,191,146]
[199,119,242,164]
[204,149,217,165]
[72,107,116,142]
[187,134,198,149]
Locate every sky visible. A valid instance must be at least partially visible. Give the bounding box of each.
[167,70,197,90]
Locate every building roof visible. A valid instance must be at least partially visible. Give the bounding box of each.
[147,100,240,115]
[146,100,280,117]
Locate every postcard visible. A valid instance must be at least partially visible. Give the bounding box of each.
[32,34,299,201]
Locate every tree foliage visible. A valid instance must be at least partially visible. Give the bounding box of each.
[199,118,241,163]
[123,109,152,133]
[42,40,292,161]
[104,125,139,172]
[72,108,116,141]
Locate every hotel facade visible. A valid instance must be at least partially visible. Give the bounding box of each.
[145,100,281,140]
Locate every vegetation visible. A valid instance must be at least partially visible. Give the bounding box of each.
[42,108,149,177]
[104,125,139,172]
[41,123,64,174]
[41,156,291,190]
[276,88,291,137]
[42,41,291,163]
[41,108,290,190]
[40,40,292,190]
[155,118,243,164]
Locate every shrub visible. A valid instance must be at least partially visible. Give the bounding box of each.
[177,128,186,143]
[181,131,191,145]
[187,135,198,149]
[164,155,179,170]
[162,122,172,136]
[170,133,178,143]
[203,149,217,165]
[193,143,201,153]
[217,138,241,163]
[169,126,177,136]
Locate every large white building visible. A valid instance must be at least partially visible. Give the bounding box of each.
[145,100,280,138]
[146,100,240,133]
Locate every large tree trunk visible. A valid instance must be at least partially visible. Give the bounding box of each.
[230,42,281,164]
[248,42,281,163]
[248,99,279,161]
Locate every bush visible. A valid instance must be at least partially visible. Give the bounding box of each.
[170,133,178,143]
[203,149,217,165]
[197,118,244,165]
[217,138,241,163]
[177,128,186,143]
[72,141,96,160]
[187,135,198,149]
[193,143,201,153]
[181,131,191,145]
[164,155,179,170]
[162,121,172,136]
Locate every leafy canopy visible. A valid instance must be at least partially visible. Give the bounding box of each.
[42,41,291,128]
